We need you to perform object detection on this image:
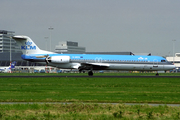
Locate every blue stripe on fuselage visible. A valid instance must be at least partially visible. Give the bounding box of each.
[21,54,166,62]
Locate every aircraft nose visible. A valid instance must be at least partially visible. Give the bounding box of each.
[164,64,176,70]
[170,64,176,70]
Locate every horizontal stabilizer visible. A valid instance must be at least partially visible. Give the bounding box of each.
[12,36,27,40]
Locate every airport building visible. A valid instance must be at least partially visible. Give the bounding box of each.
[54,41,131,55]
[55,41,86,53]
[0,30,21,53]
[166,53,180,68]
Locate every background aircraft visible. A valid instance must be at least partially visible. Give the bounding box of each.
[0,61,16,73]
[13,35,175,76]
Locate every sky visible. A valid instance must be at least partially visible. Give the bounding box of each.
[1,0,180,56]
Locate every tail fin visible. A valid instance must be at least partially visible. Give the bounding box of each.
[13,35,55,54]
[11,61,16,69]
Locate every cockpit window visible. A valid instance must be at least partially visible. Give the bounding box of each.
[161,60,166,62]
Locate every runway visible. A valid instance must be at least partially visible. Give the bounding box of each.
[0,75,180,78]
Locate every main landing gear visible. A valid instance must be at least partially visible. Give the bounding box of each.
[79,69,93,76]
[156,73,159,76]
[88,71,93,76]
[156,71,159,76]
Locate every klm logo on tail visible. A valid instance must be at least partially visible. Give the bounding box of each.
[21,41,36,50]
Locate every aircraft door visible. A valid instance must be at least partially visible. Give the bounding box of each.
[153,59,158,67]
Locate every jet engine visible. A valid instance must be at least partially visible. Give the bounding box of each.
[46,56,70,63]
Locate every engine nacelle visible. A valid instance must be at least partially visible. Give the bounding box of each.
[49,56,70,63]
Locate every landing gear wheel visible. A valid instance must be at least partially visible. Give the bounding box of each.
[88,71,93,76]
[156,73,159,76]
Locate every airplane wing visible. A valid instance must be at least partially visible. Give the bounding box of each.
[79,62,110,71]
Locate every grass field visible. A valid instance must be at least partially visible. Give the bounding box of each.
[1,73,180,119]
[1,103,180,119]
[0,74,180,103]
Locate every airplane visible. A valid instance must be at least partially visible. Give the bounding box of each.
[12,35,175,76]
[0,61,16,73]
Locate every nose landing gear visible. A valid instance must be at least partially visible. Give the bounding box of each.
[88,71,93,76]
